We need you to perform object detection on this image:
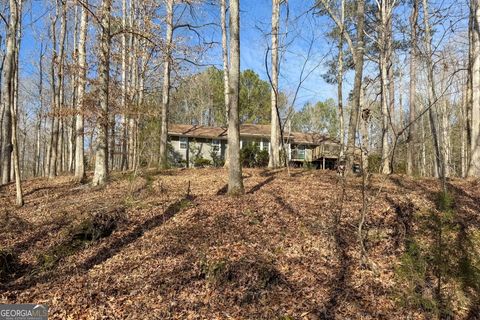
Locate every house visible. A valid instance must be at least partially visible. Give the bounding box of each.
[168,123,342,169]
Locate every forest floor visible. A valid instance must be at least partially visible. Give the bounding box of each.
[0,168,479,319]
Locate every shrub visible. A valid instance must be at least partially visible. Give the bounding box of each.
[368,154,382,173]
[194,157,212,168]
[241,143,269,168]
[0,249,19,280]
[241,143,258,167]
[210,151,225,167]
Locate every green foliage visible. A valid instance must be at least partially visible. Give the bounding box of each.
[188,141,212,168]
[172,67,276,126]
[395,193,480,318]
[210,151,225,167]
[257,150,269,167]
[241,143,269,168]
[435,191,455,212]
[239,69,271,124]
[291,99,339,138]
[194,157,212,168]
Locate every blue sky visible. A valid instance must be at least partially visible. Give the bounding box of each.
[18,0,342,112]
[16,0,472,114]
[234,0,338,107]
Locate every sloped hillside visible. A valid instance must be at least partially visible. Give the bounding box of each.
[0,169,479,319]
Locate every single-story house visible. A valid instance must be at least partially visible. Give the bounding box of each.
[168,123,342,169]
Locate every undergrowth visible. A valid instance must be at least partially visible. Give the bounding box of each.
[395,191,480,319]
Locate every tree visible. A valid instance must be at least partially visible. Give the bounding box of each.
[227,0,244,195]
[269,0,281,168]
[377,0,395,174]
[422,0,443,180]
[291,99,339,138]
[221,0,229,124]
[3,0,23,205]
[345,0,365,172]
[159,0,174,169]
[48,0,67,179]
[92,0,112,186]
[74,0,88,181]
[0,0,17,185]
[406,0,419,176]
[468,0,480,177]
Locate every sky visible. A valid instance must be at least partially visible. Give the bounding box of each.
[15,0,472,117]
[237,0,338,107]
[17,0,340,113]
[207,0,339,108]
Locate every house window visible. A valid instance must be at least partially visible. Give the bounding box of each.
[297,145,306,159]
[262,141,270,151]
[179,137,188,150]
[292,145,305,160]
[212,139,220,153]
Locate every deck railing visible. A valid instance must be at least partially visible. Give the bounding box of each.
[312,143,341,160]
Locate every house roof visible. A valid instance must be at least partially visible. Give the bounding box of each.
[168,123,335,146]
[169,124,227,139]
[291,132,334,145]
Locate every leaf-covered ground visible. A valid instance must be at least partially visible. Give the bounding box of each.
[0,168,479,319]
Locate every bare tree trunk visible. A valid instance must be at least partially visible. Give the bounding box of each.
[360,84,369,172]
[407,0,418,175]
[221,0,229,125]
[159,0,173,169]
[33,43,45,177]
[128,0,137,170]
[227,0,244,195]
[422,0,444,181]
[58,0,67,174]
[379,0,391,174]
[120,0,128,171]
[421,113,427,176]
[440,65,450,177]
[0,0,17,185]
[468,0,480,177]
[346,0,365,172]
[92,0,111,186]
[338,0,345,158]
[68,5,79,174]
[48,1,66,179]
[269,0,281,168]
[462,86,467,177]
[75,0,88,181]
[7,0,23,204]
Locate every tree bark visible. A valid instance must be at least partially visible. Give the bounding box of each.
[75,0,88,181]
[0,0,17,185]
[337,0,345,158]
[346,0,365,172]
[422,0,444,182]
[227,0,244,195]
[379,0,391,174]
[128,0,137,170]
[34,44,45,177]
[269,0,281,168]
[5,0,23,204]
[92,0,112,186]
[407,0,418,176]
[468,0,480,177]
[221,0,229,125]
[159,0,174,169]
[120,0,128,171]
